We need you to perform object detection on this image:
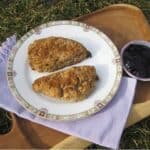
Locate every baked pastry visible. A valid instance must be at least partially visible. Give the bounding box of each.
[32,66,98,101]
[28,37,91,72]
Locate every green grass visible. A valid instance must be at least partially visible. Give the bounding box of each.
[0,0,149,44]
[0,0,150,149]
[0,108,12,134]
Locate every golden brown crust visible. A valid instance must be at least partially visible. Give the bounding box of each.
[28,37,91,72]
[32,66,98,101]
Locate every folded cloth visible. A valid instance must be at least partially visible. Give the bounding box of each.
[0,35,137,149]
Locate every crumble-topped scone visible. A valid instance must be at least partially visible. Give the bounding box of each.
[32,66,98,101]
[28,37,91,72]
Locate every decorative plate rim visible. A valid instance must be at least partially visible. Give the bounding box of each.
[7,20,122,121]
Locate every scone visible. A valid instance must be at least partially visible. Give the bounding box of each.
[28,37,91,72]
[32,66,98,101]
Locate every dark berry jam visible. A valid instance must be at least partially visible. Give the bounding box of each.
[123,44,150,78]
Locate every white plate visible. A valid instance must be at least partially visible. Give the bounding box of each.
[7,21,122,121]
